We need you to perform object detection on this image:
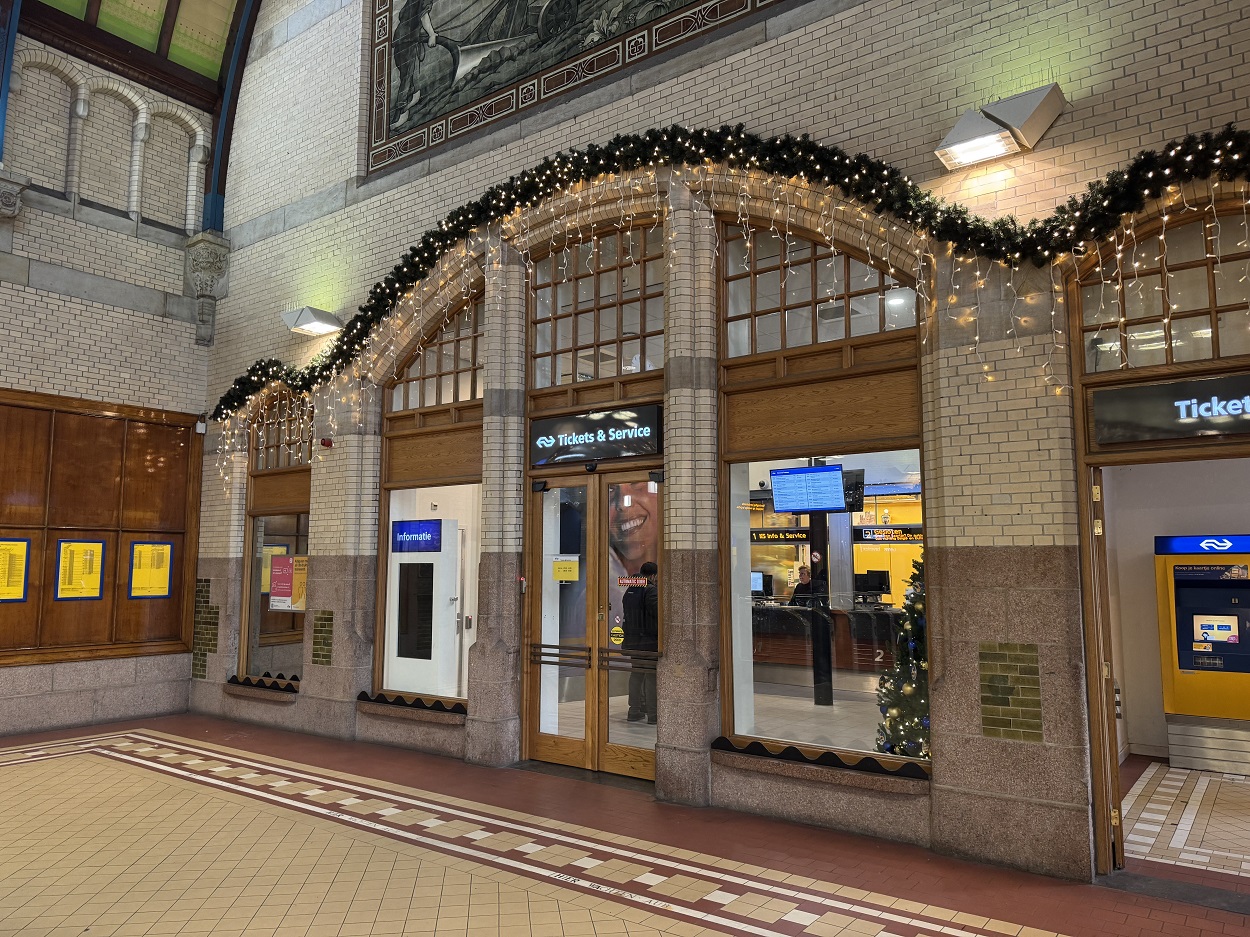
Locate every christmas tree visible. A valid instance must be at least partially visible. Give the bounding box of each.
[875,559,930,759]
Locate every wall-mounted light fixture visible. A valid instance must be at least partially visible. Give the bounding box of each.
[935,83,1066,170]
[280,305,343,336]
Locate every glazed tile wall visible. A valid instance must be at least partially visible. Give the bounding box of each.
[3,62,69,191]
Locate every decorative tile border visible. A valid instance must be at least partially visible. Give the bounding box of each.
[0,730,1066,937]
[312,609,334,666]
[191,578,218,680]
[978,643,1042,742]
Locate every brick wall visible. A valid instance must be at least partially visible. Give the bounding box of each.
[77,90,132,210]
[143,116,192,229]
[0,281,206,413]
[3,63,69,191]
[12,209,186,294]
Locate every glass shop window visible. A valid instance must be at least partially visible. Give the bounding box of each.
[1079,214,1250,372]
[390,298,485,412]
[727,450,930,760]
[530,226,665,388]
[722,225,917,358]
[244,513,309,682]
[383,483,482,699]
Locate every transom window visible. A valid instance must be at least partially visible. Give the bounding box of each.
[390,298,485,411]
[722,225,917,358]
[1078,215,1250,372]
[530,226,665,388]
[252,388,313,471]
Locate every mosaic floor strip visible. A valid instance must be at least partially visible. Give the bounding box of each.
[0,730,1068,937]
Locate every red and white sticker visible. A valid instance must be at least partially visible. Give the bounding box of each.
[618,577,648,587]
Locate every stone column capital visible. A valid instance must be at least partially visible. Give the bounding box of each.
[0,168,31,218]
[187,231,230,298]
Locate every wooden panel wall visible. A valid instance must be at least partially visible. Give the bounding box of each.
[0,389,201,665]
[386,425,484,488]
[723,367,920,459]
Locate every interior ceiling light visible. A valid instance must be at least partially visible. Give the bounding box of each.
[935,83,1066,170]
[281,306,343,336]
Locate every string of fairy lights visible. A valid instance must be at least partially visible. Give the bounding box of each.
[210,123,1250,488]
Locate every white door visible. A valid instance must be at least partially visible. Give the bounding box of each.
[384,518,462,696]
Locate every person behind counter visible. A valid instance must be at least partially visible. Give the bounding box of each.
[622,561,659,724]
[788,565,813,607]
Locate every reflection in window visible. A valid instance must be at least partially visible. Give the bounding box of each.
[384,484,481,698]
[244,513,308,680]
[530,227,665,388]
[727,450,928,760]
[390,298,485,411]
[722,226,917,358]
[1079,215,1250,372]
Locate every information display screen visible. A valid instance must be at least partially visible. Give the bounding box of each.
[769,464,846,513]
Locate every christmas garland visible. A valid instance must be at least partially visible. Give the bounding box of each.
[212,122,1250,420]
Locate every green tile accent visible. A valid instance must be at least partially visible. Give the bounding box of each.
[312,611,334,666]
[979,642,1043,743]
[192,578,219,681]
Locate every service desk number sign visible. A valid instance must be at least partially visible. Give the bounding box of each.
[129,542,173,599]
[269,555,308,611]
[55,539,105,601]
[0,539,30,602]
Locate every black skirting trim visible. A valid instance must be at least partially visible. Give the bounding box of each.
[356,690,467,716]
[711,736,930,779]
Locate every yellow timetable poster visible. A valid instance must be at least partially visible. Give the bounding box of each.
[129,543,173,599]
[0,539,29,602]
[261,544,289,593]
[56,540,104,600]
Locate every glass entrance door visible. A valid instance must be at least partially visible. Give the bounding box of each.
[525,472,662,779]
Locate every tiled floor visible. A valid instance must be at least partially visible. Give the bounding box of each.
[1122,759,1250,893]
[2,717,1250,937]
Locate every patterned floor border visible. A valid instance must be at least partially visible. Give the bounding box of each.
[0,730,1067,937]
[1122,761,1250,879]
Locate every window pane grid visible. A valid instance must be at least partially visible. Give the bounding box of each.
[1078,218,1250,373]
[389,298,486,411]
[251,388,313,472]
[530,227,665,388]
[722,224,916,358]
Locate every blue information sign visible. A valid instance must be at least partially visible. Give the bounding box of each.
[1155,535,1250,555]
[392,520,442,553]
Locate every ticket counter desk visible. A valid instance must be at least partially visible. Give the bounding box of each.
[750,601,902,703]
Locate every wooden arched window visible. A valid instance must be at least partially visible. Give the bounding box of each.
[389,298,485,413]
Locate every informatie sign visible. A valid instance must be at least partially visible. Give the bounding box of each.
[1092,374,1250,445]
[551,556,579,582]
[269,556,308,611]
[530,406,661,466]
[260,544,289,594]
[55,540,105,601]
[129,542,173,599]
[0,539,29,602]
[392,520,443,553]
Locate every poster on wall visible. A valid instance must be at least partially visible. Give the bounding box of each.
[260,543,289,594]
[269,556,308,612]
[128,542,173,599]
[0,539,30,602]
[55,539,105,601]
[368,0,773,172]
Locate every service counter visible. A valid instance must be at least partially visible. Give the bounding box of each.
[750,602,901,688]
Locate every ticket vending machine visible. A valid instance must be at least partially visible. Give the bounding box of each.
[1155,535,1250,770]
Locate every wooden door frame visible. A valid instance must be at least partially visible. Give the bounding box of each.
[521,465,662,777]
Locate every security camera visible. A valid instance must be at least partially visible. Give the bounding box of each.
[586,462,598,472]
[758,480,766,489]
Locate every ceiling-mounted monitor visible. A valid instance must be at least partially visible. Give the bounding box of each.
[770,464,847,513]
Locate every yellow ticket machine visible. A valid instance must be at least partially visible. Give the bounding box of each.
[1155,536,1250,721]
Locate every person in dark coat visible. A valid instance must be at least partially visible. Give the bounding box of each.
[621,561,659,724]
[788,565,813,607]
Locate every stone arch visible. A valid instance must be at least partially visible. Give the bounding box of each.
[149,102,210,232]
[363,165,930,386]
[5,58,77,191]
[79,79,151,215]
